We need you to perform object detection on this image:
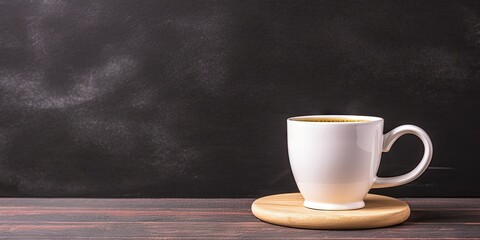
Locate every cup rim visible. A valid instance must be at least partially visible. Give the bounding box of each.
[287,115,384,124]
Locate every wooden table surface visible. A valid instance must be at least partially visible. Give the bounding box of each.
[0,197,478,239]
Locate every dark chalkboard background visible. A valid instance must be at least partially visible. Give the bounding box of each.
[0,0,479,197]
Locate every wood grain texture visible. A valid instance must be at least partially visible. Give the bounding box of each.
[0,198,477,239]
[251,193,410,229]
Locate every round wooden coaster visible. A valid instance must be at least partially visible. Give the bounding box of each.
[251,193,410,230]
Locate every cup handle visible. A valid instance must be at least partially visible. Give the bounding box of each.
[372,125,433,189]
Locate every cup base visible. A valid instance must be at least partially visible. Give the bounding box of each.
[303,200,365,210]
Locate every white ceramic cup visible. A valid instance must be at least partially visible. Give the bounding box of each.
[287,115,433,210]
